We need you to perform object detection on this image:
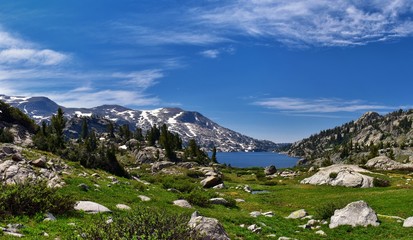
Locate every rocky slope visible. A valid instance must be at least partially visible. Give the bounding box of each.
[289,110,413,165]
[0,94,280,152]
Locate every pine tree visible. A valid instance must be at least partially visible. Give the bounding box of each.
[211,147,217,163]
[50,107,66,150]
[81,118,89,140]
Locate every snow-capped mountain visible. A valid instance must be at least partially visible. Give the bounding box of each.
[0,94,281,152]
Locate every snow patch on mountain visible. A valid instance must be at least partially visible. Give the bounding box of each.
[1,94,281,152]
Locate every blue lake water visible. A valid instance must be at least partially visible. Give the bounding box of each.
[210,152,299,168]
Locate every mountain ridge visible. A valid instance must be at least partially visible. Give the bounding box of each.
[288,109,413,165]
[0,94,282,152]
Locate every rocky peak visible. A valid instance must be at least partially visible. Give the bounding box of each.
[355,111,382,126]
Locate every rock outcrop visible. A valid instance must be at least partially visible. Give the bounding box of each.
[301,164,374,188]
[329,200,379,228]
[365,156,413,170]
[188,211,230,240]
[0,145,66,188]
[151,161,175,173]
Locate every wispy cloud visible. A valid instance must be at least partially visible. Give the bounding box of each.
[0,27,68,66]
[0,48,67,66]
[45,88,160,108]
[111,24,228,46]
[195,0,413,47]
[200,49,220,58]
[254,97,393,114]
[0,24,165,108]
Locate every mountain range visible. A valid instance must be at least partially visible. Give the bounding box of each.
[0,94,281,152]
[288,110,413,165]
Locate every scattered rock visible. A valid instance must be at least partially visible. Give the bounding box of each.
[173,199,192,208]
[329,200,379,228]
[138,195,151,202]
[91,173,100,178]
[2,146,16,155]
[315,230,327,236]
[31,156,47,168]
[44,212,56,221]
[213,183,225,189]
[201,175,222,188]
[2,223,25,237]
[188,211,230,240]
[74,201,111,214]
[11,153,23,162]
[235,198,245,203]
[287,209,307,219]
[116,204,131,210]
[250,211,262,218]
[301,164,374,188]
[308,166,316,172]
[403,217,413,227]
[209,198,228,206]
[244,185,252,193]
[107,176,119,184]
[177,162,199,169]
[263,211,274,217]
[151,161,175,173]
[247,224,262,233]
[264,165,277,175]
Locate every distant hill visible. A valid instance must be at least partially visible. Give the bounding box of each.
[0,94,282,152]
[288,110,413,165]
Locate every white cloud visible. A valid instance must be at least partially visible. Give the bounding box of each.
[200,49,220,58]
[113,69,164,89]
[0,48,67,66]
[196,0,413,47]
[46,89,160,108]
[254,97,392,113]
[112,24,228,46]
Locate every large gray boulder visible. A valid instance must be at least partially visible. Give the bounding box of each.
[286,209,307,219]
[201,176,222,188]
[74,201,111,214]
[365,156,413,170]
[301,164,374,188]
[188,211,230,240]
[264,165,277,175]
[329,200,379,228]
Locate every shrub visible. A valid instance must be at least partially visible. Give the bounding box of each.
[315,201,347,220]
[180,189,217,207]
[0,127,14,143]
[0,181,75,218]
[161,176,197,193]
[72,207,198,240]
[373,178,390,187]
[329,172,338,179]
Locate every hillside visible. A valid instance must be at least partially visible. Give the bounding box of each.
[0,94,280,152]
[288,109,413,166]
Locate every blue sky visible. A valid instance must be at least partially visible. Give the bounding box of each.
[1,0,413,143]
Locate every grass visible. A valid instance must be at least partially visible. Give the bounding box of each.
[2,150,413,239]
